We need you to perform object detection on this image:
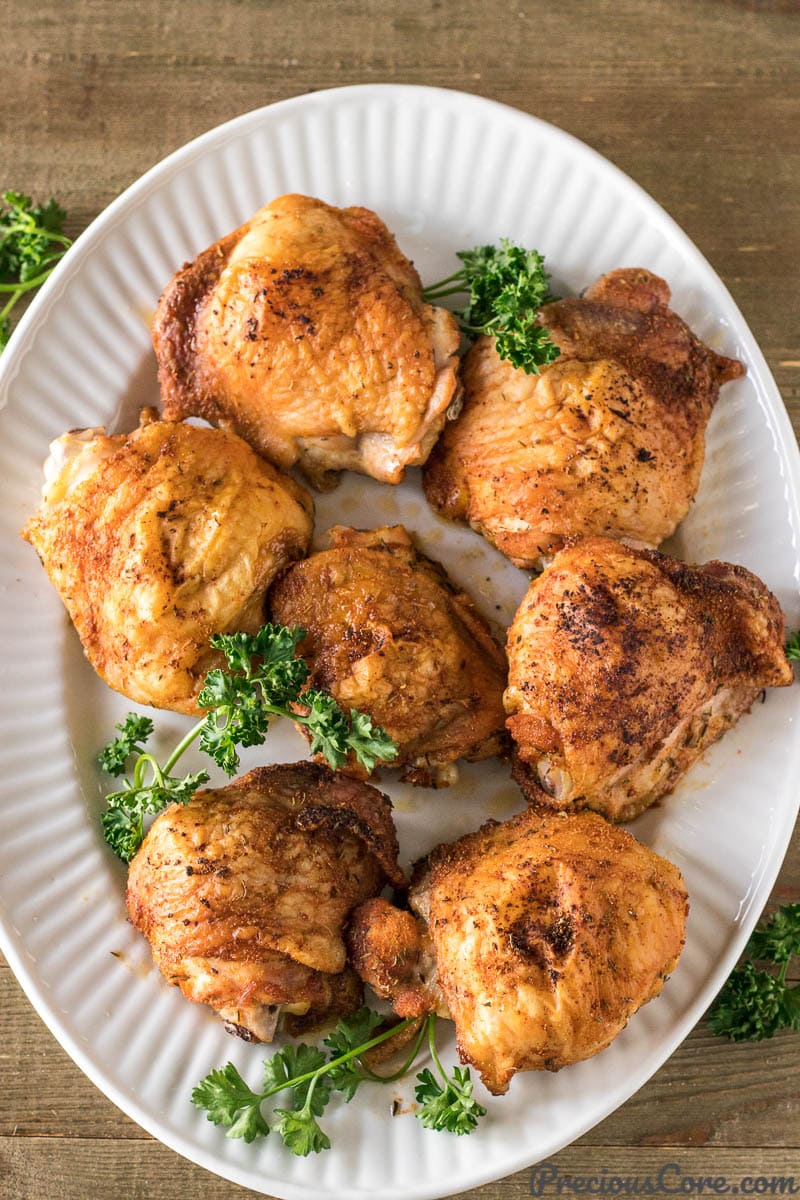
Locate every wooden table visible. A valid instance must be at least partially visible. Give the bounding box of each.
[1,1,798,1196]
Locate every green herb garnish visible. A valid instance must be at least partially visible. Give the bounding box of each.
[192,1008,485,1156]
[98,623,397,862]
[709,903,800,1041]
[423,239,559,374]
[414,1015,487,1135]
[0,191,72,350]
[785,630,800,661]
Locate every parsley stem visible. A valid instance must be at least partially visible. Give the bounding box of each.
[301,1072,321,1116]
[422,268,467,297]
[0,266,64,293]
[355,1016,430,1084]
[426,1014,449,1087]
[260,1018,416,1103]
[0,292,19,323]
[161,718,206,775]
[4,219,72,249]
[132,752,165,791]
[422,285,467,301]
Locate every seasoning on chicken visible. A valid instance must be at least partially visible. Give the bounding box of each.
[127,763,403,1042]
[348,805,687,1094]
[153,194,461,489]
[22,411,313,714]
[423,268,745,568]
[269,525,508,786]
[505,537,793,822]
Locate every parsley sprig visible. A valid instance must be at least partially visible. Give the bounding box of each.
[192,1009,485,1155]
[422,239,560,374]
[709,903,800,1041]
[0,191,72,350]
[785,630,800,661]
[414,1016,486,1135]
[98,623,397,862]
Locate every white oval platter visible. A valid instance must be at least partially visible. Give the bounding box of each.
[0,84,798,1200]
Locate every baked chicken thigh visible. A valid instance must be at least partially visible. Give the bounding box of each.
[269,525,508,785]
[153,194,461,488]
[349,806,687,1093]
[424,268,745,568]
[505,537,793,822]
[22,412,313,714]
[127,763,403,1041]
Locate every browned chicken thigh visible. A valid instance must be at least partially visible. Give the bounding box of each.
[424,269,744,568]
[127,763,403,1041]
[349,806,687,1094]
[22,412,313,714]
[269,525,508,785]
[153,194,461,488]
[505,538,793,821]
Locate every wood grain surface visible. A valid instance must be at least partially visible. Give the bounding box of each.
[1,1,799,1197]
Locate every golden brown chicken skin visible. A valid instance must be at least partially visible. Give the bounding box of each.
[349,806,688,1094]
[127,763,403,1042]
[423,268,745,568]
[153,194,461,489]
[22,412,313,714]
[505,537,793,822]
[269,525,508,785]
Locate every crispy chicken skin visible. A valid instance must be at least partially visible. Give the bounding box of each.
[22,412,313,714]
[153,194,461,489]
[423,269,745,568]
[348,806,688,1093]
[505,537,793,822]
[127,763,403,1042]
[269,525,508,785]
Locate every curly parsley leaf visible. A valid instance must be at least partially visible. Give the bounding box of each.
[272,1105,331,1156]
[262,1043,331,1115]
[100,768,209,863]
[783,986,800,1032]
[746,902,800,964]
[324,1006,386,1056]
[197,625,393,777]
[423,239,560,374]
[192,1011,486,1156]
[210,625,308,695]
[0,191,72,351]
[709,962,789,1041]
[198,668,272,774]
[323,1006,386,1101]
[192,1010,423,1156]
[785,630,800,662]
[347,709,400,773]
[301,689,352,770]
[191,1064,270,1142]
[98,623,397,861]
[412,1015,487,1135]
[709,903,800,1041]
[294,693,398,776]
[98,713,155,776]
[414,1064,486,1135]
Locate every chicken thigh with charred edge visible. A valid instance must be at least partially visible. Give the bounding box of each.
[127,763,404,1043]
[268,524,509,787]
[423,268,745,569]
[348,804,688,1095]
[153,194,461,490]
[505,537,793,822]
